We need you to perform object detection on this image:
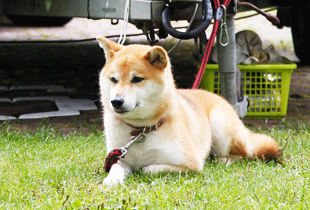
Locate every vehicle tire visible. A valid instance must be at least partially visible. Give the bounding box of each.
[6,15,72,27]
[290,7,310,64]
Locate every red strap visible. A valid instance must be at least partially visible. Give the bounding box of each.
[192,19,220,89]
[192,0,231,89]
[104,148,123,173]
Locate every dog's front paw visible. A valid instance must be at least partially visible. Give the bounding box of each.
[102,163,126,186]
[103,174,124,186]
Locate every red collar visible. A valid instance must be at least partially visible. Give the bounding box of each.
[122,118,167,136]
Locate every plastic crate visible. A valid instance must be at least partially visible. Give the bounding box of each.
[200,63,296,119]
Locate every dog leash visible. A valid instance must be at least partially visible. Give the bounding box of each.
[104,130,146,173]
[192,0,231,89]
[103,118,166,173]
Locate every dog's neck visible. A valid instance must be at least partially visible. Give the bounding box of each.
[122,117,167,136]
[119,109,169,129]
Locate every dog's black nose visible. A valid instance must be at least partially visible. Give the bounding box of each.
[111,98,124,109]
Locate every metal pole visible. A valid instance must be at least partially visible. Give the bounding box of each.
[217,15,238,111]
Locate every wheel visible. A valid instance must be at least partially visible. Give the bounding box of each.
[6,15,72,27]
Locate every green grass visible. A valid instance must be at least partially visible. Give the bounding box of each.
[0,122,309,209]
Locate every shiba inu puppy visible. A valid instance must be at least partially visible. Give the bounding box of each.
[96,36,281,185]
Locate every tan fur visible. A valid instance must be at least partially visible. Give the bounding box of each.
[96,36,281,185]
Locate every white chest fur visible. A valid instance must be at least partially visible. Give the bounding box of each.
[106,126,184,171]
[104,112,185,171]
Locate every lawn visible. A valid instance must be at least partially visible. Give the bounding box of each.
[0,122,309,209]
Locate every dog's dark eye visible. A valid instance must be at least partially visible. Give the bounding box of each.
[132,76,144,83]
[110,77,118,83]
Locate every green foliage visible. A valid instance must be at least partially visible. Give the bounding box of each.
[0,123,309,209]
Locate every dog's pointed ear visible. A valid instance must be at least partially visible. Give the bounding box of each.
[96,36,122,62]
[145,46,168,69]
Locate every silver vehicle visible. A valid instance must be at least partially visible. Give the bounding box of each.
[0,0,309,64]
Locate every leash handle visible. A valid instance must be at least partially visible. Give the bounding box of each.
[104,148,123,173]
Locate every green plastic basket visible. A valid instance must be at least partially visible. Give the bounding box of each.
[200,63,296,119]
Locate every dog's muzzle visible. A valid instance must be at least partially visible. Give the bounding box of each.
[111,97,124,109]
[111,97,128,113]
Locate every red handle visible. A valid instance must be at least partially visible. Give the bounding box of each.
[267,14,280,25]
[238,1,280,25]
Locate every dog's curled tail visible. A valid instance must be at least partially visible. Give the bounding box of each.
[249,133,282,162]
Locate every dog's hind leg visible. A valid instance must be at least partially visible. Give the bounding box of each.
[209,107,281,163]
[226,124,281,162]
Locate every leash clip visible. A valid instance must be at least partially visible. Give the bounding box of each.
[118,128,147,158]
[219,5,229,47]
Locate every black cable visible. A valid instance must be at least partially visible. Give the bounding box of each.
[162,0,213,39]
[87,0,91,19]
[0,33,144,44]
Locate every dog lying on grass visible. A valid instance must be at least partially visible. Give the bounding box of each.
[96,36,281,185]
